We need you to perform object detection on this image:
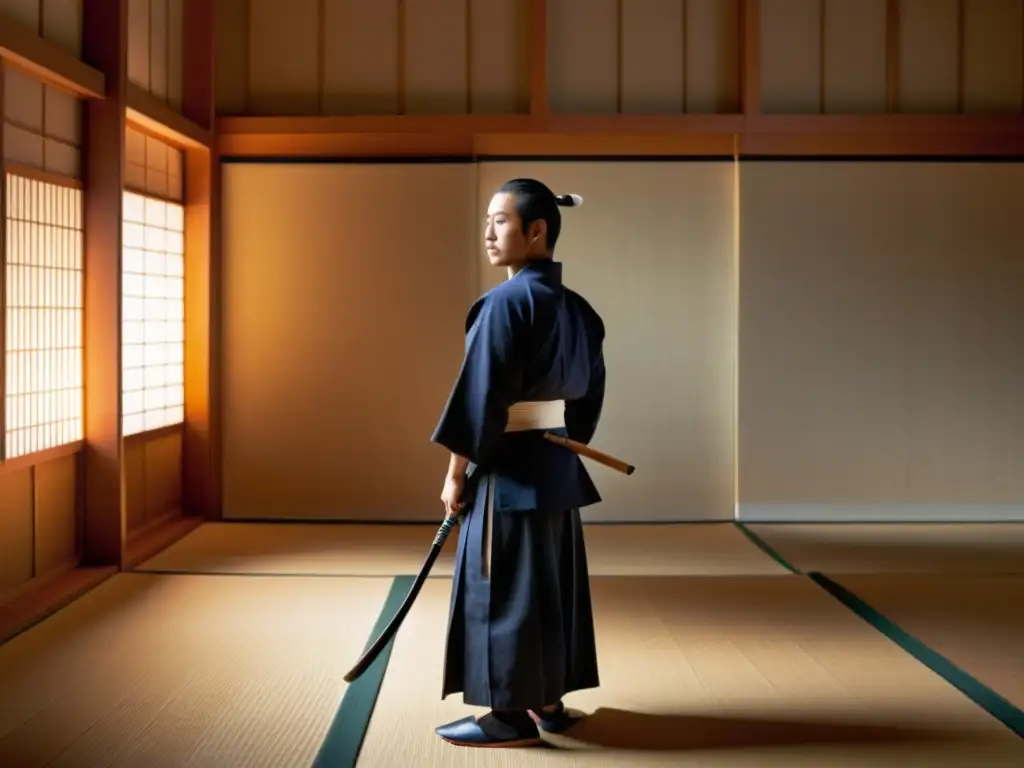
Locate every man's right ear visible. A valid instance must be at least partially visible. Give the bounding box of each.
[528,219,547,247]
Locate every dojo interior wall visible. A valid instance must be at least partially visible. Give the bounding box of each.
[219,158,1024,524]
[219,163,478,522]
[738,161,1024,523]
[219,160,737,522]
[215,0,1024,524]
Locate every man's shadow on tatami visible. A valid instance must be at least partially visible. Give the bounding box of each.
[540,707,985,751]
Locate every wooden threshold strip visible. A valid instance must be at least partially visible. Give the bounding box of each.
[0,565,117,646]
[0,20,104,99]
[0,515,204,646]
[125,514,204,570]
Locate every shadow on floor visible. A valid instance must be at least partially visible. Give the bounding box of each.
[546,707,985,751]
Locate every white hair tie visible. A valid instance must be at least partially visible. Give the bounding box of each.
[555,194,583,208]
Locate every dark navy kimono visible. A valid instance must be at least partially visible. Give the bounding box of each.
[431,258,606,711]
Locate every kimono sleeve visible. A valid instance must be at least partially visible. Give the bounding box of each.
[430,292,527,466]
[564,347,605,445]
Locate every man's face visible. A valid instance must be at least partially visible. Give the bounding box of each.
[484,192,544,267]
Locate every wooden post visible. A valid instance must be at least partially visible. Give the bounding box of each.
[81,0,129,567]
[182,0,220,520]
[0,61,6,457]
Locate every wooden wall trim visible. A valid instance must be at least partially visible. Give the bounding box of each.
[464,0,472,114]
[746,115,1024,135]
[0,61,5,455]
[122,180,182,204]
[317,0,326,114]
[528,0,547,118]
[885,0,899,112]
[217,114,1022,136]
[681,0,689,112]
[82,0,129,569]
[218,114,538,134]
[123,424,182,447]
[0,17,105,99]
[738,131,1024,157]
[740,0,760,115]
[215,114,1024,158]
[615,0,623,114]
[0,442,83,477]
[817,0,826,113]
[545,115,745,133]
[126,82,212,149]
[396,0,406,114]
[956,0,965,114]
[182,0,219,521]
[3,161,83,188]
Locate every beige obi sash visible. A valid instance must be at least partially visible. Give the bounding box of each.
[505,400,566,433]
[479,400,566,579]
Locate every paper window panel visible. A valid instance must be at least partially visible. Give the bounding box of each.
[121,191,185,437]
[4,173,85,459]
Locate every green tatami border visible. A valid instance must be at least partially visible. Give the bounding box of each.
[313,575,413,768]
[736,522,1024,740]
[309,527,1024,768]
[733,522,802,573]
[809,572,1024,740]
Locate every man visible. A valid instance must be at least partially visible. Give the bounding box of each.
[429,178,607,748]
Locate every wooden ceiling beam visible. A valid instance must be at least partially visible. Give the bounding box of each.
[0,18,104,99]
[215,113,1024,159]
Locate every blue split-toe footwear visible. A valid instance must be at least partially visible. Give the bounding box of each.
[435,714,542,748]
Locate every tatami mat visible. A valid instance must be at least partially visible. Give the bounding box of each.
[0,572,391,768]
[8,524,1022,767]
[136,522,789,577]
[356,576,1024,767]
[745,523,1024,574]
[827,574,1024,712]
[137,522,455,577]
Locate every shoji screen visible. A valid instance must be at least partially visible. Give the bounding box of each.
[3,65,85,459]
[1,50,85,593]
[4,173,84,458]
[122,126,185,437]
